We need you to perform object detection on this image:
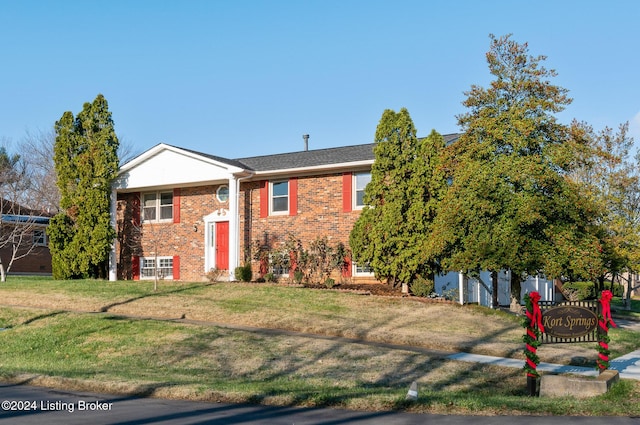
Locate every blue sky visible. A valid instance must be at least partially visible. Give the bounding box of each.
[1,0,639,159]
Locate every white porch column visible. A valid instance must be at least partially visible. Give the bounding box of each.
[458,272,465,305]
[108,188,117,281]
[228,176,238,281]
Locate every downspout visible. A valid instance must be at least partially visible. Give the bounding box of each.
[109,187,117,281]
[229,173,253,281]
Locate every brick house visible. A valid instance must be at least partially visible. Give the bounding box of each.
[110,135,461,282]
[0,201,52,276]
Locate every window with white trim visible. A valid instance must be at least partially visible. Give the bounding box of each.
[140,256,173,279]
[354,172,371,209]
[270,181,289,214]
[353,262,374,277]
[216,185,229,202]
[33,228,47,246]
[269,252,290,276]
[142,191,173,222]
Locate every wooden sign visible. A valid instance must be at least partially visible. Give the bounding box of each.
[542,305,598,339]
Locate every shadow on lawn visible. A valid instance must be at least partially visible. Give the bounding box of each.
[151,310,530,410]
[18,310,68,327]
[98,283,212,313]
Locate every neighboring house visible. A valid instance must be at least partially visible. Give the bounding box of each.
[110,135,460,284]
[0,201,52,276]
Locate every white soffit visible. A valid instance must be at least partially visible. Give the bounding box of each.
[114,145,242,190]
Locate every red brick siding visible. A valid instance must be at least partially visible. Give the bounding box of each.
[238,173,362,279]
[117,185,229,282]
[0,244,52,275]
[117,172,375,282]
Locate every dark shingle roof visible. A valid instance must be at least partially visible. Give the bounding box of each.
[234,133,461,172]
[175,133,460,173]
[235,143,376,172]
[178,146,248,169]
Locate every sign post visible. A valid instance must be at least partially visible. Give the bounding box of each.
[522,290,617,396]
[597,290,617,373]
[522,292,544,396]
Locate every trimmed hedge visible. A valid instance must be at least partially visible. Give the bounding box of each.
[562,281,594,300]
[562,281,624,300]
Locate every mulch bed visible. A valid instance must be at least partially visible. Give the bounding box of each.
[302,282,403,296]
[299,282,458,304]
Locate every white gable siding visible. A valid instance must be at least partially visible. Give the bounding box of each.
[114,147,237,191]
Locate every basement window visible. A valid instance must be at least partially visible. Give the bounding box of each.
[140,256,173,280]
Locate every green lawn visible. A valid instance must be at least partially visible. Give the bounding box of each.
[0,277,638,416]
[612,297,640,320]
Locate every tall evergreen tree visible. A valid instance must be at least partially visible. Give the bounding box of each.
[428,34,603,306]
[48,94,120,279]
[350,108,447,289]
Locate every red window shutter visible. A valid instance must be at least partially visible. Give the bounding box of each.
[173,255,180,280]
[132,192,141,226]
[132,256,140,281]
[260,180,268,218]
[289,177,297,216]
[342,172,352,212]
[173,188,181,224]
[342,256,352,278]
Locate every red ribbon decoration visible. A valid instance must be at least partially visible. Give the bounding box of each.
[599,290,617,328]
[526,291,545,333]
[524,292,545,378]
[597,290,617,371]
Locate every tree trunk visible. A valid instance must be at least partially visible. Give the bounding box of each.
[596,276,605,293]
[491,270,498,309]
[510,273,521,305]
[625,273,634,311]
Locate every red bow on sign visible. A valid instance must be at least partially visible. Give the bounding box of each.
[599,290,617,328]
[527,291,545,333]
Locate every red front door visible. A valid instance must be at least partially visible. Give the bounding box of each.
[215,221,229,270]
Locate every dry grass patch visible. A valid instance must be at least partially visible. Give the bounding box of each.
[0,281,615,365]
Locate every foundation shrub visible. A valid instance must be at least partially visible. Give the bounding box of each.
[253,233,350,284]
[410,275,434,297]
[235,264,253,282]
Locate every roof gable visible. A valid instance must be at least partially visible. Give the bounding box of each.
[114,144,246,191]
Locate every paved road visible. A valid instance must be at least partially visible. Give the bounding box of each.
[0,382,638,424]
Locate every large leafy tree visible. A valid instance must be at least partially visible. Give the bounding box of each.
[350,108,447,289]
[569,122,640,296]
[428,34,603,306]
[48,94,120,279]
